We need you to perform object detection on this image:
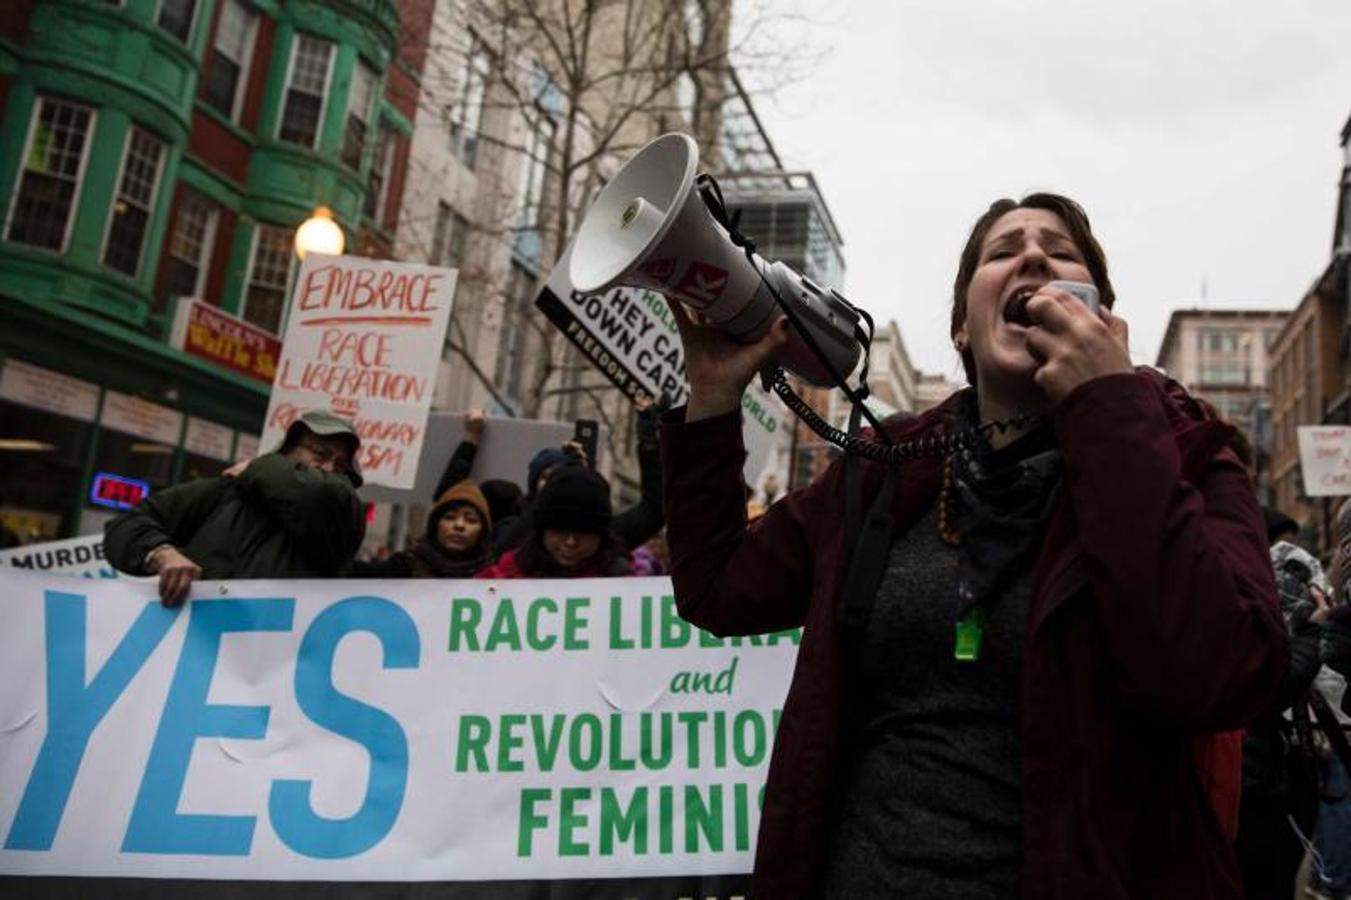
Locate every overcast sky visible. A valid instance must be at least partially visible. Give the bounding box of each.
[739,0,1351,380]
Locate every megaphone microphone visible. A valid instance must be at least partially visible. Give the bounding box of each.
[569,133,863,387]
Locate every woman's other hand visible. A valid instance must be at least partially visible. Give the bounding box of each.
[669,301,789,422]
[1024,286,1132,404]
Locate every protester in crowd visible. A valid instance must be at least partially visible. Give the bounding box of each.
[659,192,1286,898]
[631,532,669,576]
[356,480,492,578]
[476,466,631,578]
[1236,509,1330,899]
[492,398,665,556]
[105,410,365,606]
[1305,498,1351,900]
[479,478,524,545]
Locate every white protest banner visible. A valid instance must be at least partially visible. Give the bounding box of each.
[261,254,457,490]
[536,249,789,484]
[0,570,795,894]
[1297,425,1351,497]
[0,534,131,579]
[358,414,584,505]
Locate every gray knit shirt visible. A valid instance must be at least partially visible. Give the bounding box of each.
[821,503,1029,899]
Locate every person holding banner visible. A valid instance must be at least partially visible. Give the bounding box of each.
[659,193,1287,899]
[105,410,366,606]
[476,466,632,578]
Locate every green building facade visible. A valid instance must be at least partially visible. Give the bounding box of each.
[0,0,409,543]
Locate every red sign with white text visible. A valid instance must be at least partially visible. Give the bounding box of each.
[169,298,282,385]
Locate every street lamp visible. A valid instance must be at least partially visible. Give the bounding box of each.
[294,206,344,260]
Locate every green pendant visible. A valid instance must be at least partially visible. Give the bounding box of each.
[954,606,987,662]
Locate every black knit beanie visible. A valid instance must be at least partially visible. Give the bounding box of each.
[532,467,611,535]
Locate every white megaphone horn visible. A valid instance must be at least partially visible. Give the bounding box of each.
[569,133,863,387]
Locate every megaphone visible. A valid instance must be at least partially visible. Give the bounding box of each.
[569,133,862,386]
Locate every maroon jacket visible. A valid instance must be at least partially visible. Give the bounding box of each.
[661,371,1287,900]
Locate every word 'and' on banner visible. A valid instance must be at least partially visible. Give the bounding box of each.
[261,254,458,490]
[535,248,788,489]
[0,569,797,889]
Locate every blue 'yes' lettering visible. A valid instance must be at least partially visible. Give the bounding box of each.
[123,598,294,855]
[5,591,177,850]
[270,597,419,858]
[5,593,417,859]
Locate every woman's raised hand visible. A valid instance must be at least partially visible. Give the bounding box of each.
[1024,287,1132,404]
[668,301,789,422]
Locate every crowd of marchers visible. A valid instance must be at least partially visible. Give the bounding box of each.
[103,402,670,608]
[99,208,1351,898]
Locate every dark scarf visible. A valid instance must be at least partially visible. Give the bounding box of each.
[515,533,633,578]
[408,536,488,578]
[952,397,1063,616]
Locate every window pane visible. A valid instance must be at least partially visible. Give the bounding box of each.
[362,127,391,218]
[214,0,250,58]
[204,0,252,119]
[165,191,215,297]
[157,0,196,42]
[164,256,200,298]
[104,205,150,276]
[291,35,332,94]
[432,202,451,264]
[7,98,93,251]
[280,35,332,148]
[449,38,488,168]
[449,214,468,267]
[343,63,377,169]
[102,127,166,277]
[244,226,294,334]
[203,53,241,117]
[342,116,366,169]
[280,90,321,146]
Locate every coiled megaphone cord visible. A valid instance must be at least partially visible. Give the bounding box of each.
[695,174,893,443]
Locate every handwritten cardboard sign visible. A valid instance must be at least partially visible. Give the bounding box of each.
[357,414,580,505]
[536,248,789,487]
[1297,425,1351,498]
[261,254,457,489]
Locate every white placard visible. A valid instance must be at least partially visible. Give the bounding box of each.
[357,414,577,505]
[1297,425,1351,497]
[100,390,183,444]
[261,254,457,490]
[0,534,129,579]
[0,571,795,883]
[184,417,235,461]
[535,249,790,485]
[0,358,99,422]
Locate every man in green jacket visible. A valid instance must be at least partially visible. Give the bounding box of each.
[105,410,366,606]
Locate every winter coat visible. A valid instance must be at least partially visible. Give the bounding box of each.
[474,545,632,579]
[104,453,365,579]
[355,538,488,579]
[660,370,1287,900]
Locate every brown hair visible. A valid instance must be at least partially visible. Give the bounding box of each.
[950,193,1116,385]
